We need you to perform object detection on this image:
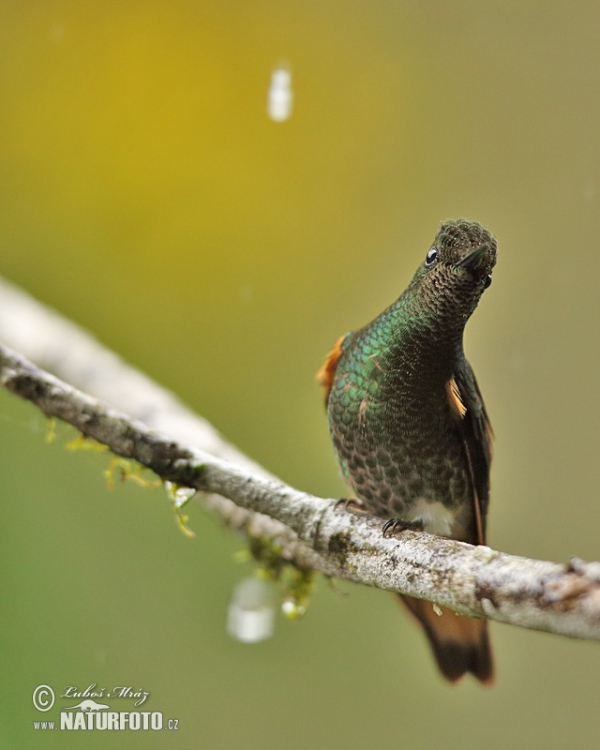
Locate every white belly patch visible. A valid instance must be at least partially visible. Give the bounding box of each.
[404,498,455,537]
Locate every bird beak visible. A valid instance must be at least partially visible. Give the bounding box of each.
[454,243,491,273]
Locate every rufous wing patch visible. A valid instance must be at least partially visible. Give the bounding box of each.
[450,366,491,546]
[316,335,346,405]
[446,376,467,420]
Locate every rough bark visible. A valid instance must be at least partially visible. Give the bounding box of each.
[0,278,599,641]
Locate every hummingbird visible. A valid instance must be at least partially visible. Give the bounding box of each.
[318,219,496,684]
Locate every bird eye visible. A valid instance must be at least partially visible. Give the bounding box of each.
[484,275,492,289]
[425,247,438,267]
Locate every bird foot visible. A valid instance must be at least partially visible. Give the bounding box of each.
[382,518,425,537]
[333,498,367,514]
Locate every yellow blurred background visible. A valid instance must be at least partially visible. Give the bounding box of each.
[1,1,600,747]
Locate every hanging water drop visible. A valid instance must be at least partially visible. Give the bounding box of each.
[227,578,275,643]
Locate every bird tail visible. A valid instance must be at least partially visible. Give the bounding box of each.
[397,594,494,685]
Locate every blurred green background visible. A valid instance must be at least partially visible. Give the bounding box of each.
[1,0,600,747]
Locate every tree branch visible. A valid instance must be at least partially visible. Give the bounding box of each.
[0,277,299,555]
[1,278,600,641]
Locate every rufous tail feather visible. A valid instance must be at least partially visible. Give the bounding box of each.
[397,594,493,684]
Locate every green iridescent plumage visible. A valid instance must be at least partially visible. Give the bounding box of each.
[321,218,497,683]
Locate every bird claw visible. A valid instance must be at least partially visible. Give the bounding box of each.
[333,498,367,514]
[382,518,425,537]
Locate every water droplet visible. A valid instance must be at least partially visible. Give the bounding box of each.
[164,481,196,509]
[267,64,293,122]
[281,598,306,619]
[227,578,275,643]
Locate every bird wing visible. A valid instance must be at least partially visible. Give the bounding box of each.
[453,358,494,544]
